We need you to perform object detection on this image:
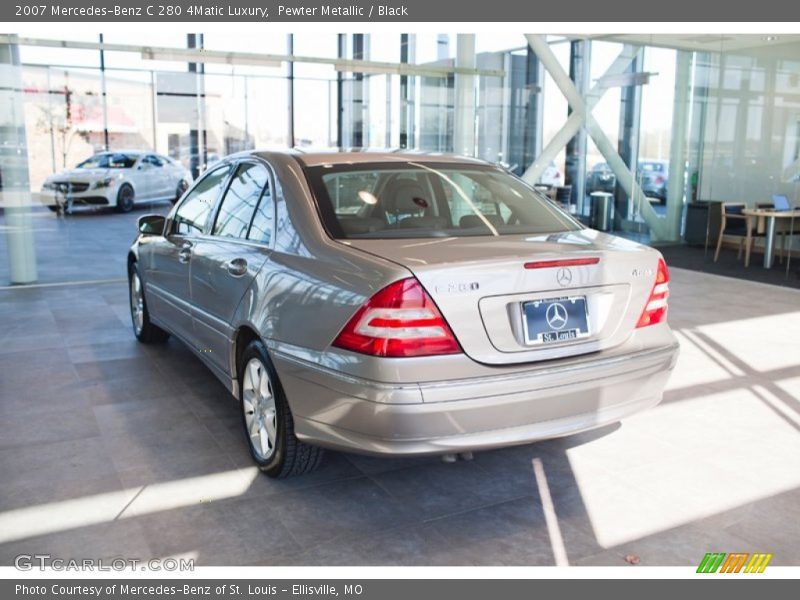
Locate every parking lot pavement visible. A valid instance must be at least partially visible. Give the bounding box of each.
[0,203,171,287]
[0,251,799,565]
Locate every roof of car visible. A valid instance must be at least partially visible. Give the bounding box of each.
[251,148,493,168]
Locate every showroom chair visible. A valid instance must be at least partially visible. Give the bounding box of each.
[713,202,751,265]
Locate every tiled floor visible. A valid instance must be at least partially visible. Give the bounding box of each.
[0,203,171,286]
[0,268,799,566]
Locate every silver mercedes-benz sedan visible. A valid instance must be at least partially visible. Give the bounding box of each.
[128,150,679,478]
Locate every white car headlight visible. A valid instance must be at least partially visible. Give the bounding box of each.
[93,176,119,189]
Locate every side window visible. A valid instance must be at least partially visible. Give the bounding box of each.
[145,155,165,167]
[248,175,275,244]
[173,166,231,235]
[213,163,269,239]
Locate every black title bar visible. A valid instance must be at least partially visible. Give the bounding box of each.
[3,0,797,22]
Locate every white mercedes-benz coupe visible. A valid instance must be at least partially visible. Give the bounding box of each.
[41,151,192,213]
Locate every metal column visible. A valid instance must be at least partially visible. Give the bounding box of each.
[454,34,476,157]
[98,33,110,151]
[615,46,643,231]
[187,33,206,179]
[566,40,590,213]
[399,34,416,149]
[287,34,295,148]
[664,50,692,242]
[0,38,37,284]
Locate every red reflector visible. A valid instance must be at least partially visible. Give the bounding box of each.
[524,257,600,269]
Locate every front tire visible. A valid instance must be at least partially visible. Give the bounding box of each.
[129,263,169,343]
[116,184,135,213]
[238,340,324,478]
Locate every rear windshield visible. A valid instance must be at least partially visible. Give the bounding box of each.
[304,162,582,239]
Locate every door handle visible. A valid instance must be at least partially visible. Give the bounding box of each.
[178,241,193,264]
[225,257,248,277]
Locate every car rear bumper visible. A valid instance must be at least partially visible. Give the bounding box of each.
[273,338,679,456]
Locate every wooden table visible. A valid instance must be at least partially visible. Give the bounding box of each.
[742,208,800,268]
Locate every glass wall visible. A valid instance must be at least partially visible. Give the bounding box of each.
[2,34,798,287]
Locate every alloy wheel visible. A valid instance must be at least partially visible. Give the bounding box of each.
[130,272,144,335]
[242,357,277,460]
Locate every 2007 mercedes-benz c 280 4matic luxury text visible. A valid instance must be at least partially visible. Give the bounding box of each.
[128,150,679,477]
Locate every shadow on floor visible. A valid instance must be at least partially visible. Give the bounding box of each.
[655,243,800,290]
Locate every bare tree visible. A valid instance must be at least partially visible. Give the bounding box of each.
[35,77,89,169]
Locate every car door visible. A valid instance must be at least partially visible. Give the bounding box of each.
[144,154,173,199]
[130,155,156,200]
[189,160,275,376]
[144,164,233,344]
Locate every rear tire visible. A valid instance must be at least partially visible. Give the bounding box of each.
[238,340,324,478]
[129,263,170,343]
[116,184,135,213]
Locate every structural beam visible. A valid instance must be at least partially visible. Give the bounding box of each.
[0,35,505,79]
[0,37,37,284]
[523,34,669,239]
[665,50,693,241]
[521,35,637,184]
[453,34,477,157]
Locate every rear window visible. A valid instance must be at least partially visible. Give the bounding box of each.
[305,162,581,239]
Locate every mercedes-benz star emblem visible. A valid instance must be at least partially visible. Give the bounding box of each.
[556,267,572,287]
[545,302,569,330]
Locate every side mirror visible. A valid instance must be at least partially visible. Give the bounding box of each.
[138,214,166,236]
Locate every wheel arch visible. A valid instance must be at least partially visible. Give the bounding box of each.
[232,324,262,396]
[127,249,138,275]
[117,179,136,204]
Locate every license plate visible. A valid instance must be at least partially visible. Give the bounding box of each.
[522,296,590,345]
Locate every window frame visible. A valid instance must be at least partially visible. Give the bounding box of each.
[209,159,272,242]
[196,157,278,248]
[168,163,234,237]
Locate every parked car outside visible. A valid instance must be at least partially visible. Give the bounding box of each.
[128,150,679,478]
[40,151,192,213]
[638,159,669,202]
[585,160,670,203]
[585,162,616,195]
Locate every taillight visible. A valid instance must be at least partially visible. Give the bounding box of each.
[332,278,461,357]
[636,258,670,328]
[655,175,665,184]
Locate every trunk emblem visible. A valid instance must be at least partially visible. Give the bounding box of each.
[556,268,573,287]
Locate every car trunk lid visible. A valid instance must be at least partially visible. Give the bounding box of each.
[344,230,663,365]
